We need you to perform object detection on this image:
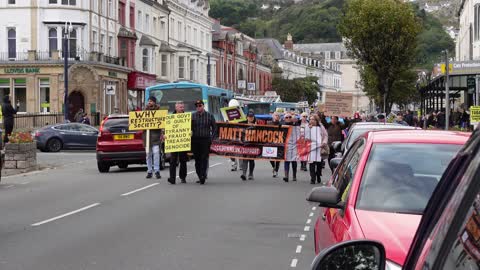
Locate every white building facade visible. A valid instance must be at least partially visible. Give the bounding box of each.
[457,0,479,61]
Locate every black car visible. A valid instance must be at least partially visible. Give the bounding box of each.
[34,123,99,152]
[310,126,480,270]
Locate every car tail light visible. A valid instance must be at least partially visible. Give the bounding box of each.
[98,120,113,141]
[134,130,143,139]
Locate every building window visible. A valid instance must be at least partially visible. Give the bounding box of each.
[190,59,195,80]
[130,6,135,28]
[108,36,113,56]
[92,30,98,51]
[119,2,125,25]
[100,34,105,53]
[61,0,76,5]
[161,21,166,40]
[8,28,16,59]
[137,11,142,30]
[14,78,26,112]
[93,0,98,12]
[193,28,197,46]
[39,79,50,113]
[206,33,210,51]
[49,0,57,3]
[170,18,175,39]
[100,0,105,14]
[142,48,149,72]
[178,21,182,41]
[108,0,113,17]
[200,31,204,49]
[475,5,480,41]
[145,14,149,33]
[335,51,341,59]
[178,56,185,79]
[161,54,168,77]
[120,39,127,58]
[48,28,58,57]
[0,79,10,105]
[68,29,77,58]
[8,0,15,4]
[153,17,157,35]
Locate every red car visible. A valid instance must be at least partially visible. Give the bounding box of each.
[307,130,470,268]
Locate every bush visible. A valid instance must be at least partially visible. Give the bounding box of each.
[8,132,34,143]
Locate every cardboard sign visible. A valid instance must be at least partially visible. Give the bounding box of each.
[128,110,168,130]
[164,113,192,153]
[324,92,353,117]
[220,106,247,123]
[470,106,480,124]
[210,122,291,161]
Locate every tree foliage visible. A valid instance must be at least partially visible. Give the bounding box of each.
[272,77,318,104]
[338,0,421,113]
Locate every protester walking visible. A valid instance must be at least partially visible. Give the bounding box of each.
[81,113,91,125]
[240,111,257,181]
[300,112,309,171]
[168,101,188,185]
[327,116,343,173]
[308,115,328,184]
[191,100,216,184]
[268,112,282,177]
[283,112,298,182]
[228,99,240,171]
[142,96,162,179]
[2,96,18,144]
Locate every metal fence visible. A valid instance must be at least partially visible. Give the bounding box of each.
[13,112,101,130]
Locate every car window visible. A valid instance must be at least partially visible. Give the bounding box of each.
[54,125,72,131]
[332,139,365,202]
[104,117,130,133]
[77,125,97,132]
[356,143,461,214]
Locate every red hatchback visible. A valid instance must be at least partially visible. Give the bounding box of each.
[307,130,470,268]
[96,114,146,173]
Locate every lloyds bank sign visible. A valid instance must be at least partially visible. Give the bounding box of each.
[4,68,40,74]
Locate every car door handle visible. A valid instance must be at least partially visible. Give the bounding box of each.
[322,214,326,221]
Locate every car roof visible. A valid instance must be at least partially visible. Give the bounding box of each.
[106,114,129,119]
[366,130,471,144]
[350,123,411,130]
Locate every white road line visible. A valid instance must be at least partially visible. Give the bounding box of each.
[121,183,159,196]
[312,206,317,210]
[31,203,100,226]
[209,162,222,167]
[304,226,310,232]
[5,185,14,188]
[300,234,306,241]
[290,258,298,268]
[187,171,195,175]
[309,212,314,217]
[306,219,311,224]
[296,245,302,253]
[20,181,30,185]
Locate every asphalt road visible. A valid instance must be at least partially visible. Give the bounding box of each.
[0,152,330,270]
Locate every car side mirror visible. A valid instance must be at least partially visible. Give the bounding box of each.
[332,141,342,153]
[311,240,386,270]
[329,158,342,171]
[307,186,343,209]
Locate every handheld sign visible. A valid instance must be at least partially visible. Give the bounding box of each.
[128,110,168,130]
[470,106,480,125]
[164,113,192,153]
[220,106,246,123]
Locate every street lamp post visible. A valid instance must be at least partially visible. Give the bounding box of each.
[207,53,211,85]
[444,50,450,130]
[63,22,73,122]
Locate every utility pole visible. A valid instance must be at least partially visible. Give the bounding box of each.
[444,50,450,130]
[63,22,72,122]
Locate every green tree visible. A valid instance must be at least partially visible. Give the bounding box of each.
[272,77,318,104]
[338,0,421,113]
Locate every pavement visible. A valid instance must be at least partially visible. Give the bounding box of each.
[0,152,331,270]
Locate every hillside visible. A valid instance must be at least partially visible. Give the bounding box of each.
[412,0,460,28]
[209,0,455,69]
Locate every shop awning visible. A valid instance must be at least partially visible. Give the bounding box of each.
[118,27,138,40]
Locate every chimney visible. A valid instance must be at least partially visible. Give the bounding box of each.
[284,33,293,51]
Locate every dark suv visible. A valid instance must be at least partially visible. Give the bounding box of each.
[96,114,166,173]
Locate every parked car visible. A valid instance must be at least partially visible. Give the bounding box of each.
[307,130,470,268]
[34,123,99,152]
[96,114,166,173]
[333,123,416,156]
[310,127,480,270]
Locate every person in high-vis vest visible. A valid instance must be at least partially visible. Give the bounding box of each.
[2,95,18,143]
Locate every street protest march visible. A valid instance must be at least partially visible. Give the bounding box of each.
[164,113,192,153]
[285,126,324,162]
[220,106,246,123]
[128,110,168,130]
[210,122,291,161]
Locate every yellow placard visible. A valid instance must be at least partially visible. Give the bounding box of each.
[470,106,480,124]
[164,112,192,153]
[440,63,453,74]
[220,106,246,123]
[128,110,167,130]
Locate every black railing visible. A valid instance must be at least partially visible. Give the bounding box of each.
[13,112,101,130]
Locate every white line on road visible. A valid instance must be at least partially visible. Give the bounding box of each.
[210,162,222,167]
[5,185,14,188]
[296,245,302,253]
[20,181,30,185]
[121,183,159,196]
[309,212,314,217]
[290,258,298,268]
[304,226,310,232]
[306,219,311,224]
[31,203,100,226]
[312,207,317,210]
[300,234,306,241]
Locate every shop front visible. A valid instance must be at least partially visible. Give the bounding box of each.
[127,71,157,111]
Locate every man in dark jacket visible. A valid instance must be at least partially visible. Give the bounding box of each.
[327,116,343,173]
[142,96,162,179]
[2,95,18,143]
[191,99,216,184]
[167,101,188,184]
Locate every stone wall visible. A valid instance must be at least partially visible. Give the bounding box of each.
[4,142,37,176]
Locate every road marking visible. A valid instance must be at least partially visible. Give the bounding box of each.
[304,226,310,232]
[187,171,195,175]
[121,183,159,196]
[309,212,314,217]
[20,181,30,185]
[306,219,311,224]
[209,162,222,167]
[300,234,306,241]
[312,207,316,210]
[296,245,302,253]
[5,185,14,189]
[290,258,298,268]
[31,203,100,226]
